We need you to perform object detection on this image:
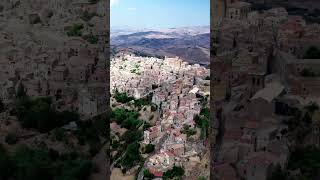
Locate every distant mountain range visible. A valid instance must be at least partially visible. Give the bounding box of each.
[110,26,210,66]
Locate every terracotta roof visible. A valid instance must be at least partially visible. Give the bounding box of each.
[148,168,164,177]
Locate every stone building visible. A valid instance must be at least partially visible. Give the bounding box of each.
[227,1,251,20]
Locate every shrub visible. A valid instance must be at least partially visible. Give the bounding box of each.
[163,166,185,179]
[5,133,18,145]
[143,169,155,179]
[1,145,94,180]
[84,34,98,44]
[53,128,66,141]
[300,68,319,77]
[67,24,84,37]
[0,99,4,113]
[89,0,100,4]
[81,11,97,21]
[144,144,155,154]
[198,177,207,180]
[120,142,141,169]
[113,91,134,103]
[16,96,79,133]
[304,46,320,59]
[181,125,197,137]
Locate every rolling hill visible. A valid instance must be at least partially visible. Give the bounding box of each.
[110,26,210,66]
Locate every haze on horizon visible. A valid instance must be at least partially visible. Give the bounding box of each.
[110,0,210,29]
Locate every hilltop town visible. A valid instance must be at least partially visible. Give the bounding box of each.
[213,1,320,180]
[110,54,210,180]
[0,0,108,179]
[0,0,108,118]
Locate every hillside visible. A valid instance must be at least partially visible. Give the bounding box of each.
[111,26,210,66]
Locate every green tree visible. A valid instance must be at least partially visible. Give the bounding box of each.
[121,130,143,144]
[304,46,320,59]
[16,83,27,99]
[181,124,197,137]
[267,164,287,180]
[120,142,141,169]
[305,102,319,113]
[114,91,134,103]
[144,144,155,154]
[84,34,98,44]
[143,169,155,179]
[163,166,185,180]
[5,133,18,145]
[288,146,320,179]
[198,176,207,180]
[53,128,66,141]
[67,24,84,37]
[0,145,14,179]
[0,99,4,113]
[300,68,317,77]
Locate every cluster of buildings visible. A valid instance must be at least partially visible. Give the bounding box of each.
[110,54,210,177]
[213,1,320,180]
[0,0,108,119]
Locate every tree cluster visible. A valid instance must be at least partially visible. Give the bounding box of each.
[0,144,93,180]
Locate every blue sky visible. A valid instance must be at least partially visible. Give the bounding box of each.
[110,0,210,28]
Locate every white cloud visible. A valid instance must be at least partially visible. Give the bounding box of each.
[111,0,119,7]
[127,7,137,11]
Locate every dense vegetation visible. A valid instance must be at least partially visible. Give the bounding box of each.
[83,34,98,44]
[0,144,93,180]
[75,117,107,156]
[144,144,155,154]
[194,107,210,140]
[0,99,4,113]
[288,146,320,179]
[114,90,154,110]
[143,169,155,179]
[181,124,197,137]
[163,166,185,180]
[268,146,320,180]
[120,142,142,170]
[113,91,135,103]
[89,0,102,4]
[110,106,144,171]
[111,108,142,130]
[133,93,153,107]
[300,68,320,77]
[5,133,18,145]
[267,164,288,180]
[13,84,106,157]
[272,101,320,180]
[67,24,84,37]
[303,46,320,59]
[14,85,79,133]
